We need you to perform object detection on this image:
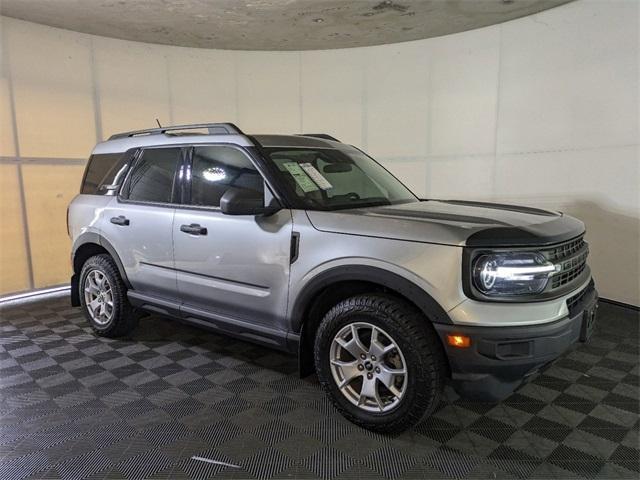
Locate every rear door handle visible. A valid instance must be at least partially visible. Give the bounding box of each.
[180,223,207,235]
[110,215,130,226]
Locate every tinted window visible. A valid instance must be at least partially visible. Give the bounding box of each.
[125,148,181,203]
[81,153,129,194]
[190,146,264,207]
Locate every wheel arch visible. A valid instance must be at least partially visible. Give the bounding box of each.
[292,265,452,377]
[71,233,131,306]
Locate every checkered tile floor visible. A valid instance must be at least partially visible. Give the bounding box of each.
[0,296,638,480]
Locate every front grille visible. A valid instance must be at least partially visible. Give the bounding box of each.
[545,236,585,262]
[551,249,589,288]
[541,236,589,291]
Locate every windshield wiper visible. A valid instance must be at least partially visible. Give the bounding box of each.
[329,199,392,211]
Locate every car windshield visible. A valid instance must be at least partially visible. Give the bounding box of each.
[263,146,418,210]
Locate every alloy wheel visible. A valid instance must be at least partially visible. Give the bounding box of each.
[83,270,114,325]
[329,322,408,412]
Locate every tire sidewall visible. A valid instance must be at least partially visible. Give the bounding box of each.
[315,301,436,430]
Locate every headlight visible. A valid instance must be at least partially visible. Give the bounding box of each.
[472,252,558,296]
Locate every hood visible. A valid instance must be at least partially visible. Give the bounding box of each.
[306,200,585,247]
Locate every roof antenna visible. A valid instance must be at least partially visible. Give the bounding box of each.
[155,118,162,128]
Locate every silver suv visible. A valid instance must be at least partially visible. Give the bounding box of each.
[68,122,598,432]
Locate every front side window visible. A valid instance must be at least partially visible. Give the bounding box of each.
[124,147,181,203]
[189,146,264,207]
[264,146,417,210]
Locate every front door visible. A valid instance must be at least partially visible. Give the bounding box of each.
[172,145,292,335]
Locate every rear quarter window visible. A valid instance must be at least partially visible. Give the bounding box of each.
[81,152,130,195]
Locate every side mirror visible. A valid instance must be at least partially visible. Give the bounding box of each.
[220,187,280,216]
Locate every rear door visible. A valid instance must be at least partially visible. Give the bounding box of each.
[101,146,184,302]
[172,144,293,337]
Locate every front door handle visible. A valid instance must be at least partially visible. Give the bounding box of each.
[180,223,207,235]
[110,216,130,226]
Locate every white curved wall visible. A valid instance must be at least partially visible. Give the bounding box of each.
[0,0,638,305]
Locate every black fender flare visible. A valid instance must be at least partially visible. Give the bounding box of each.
[290,265,453,334]
[71,232,132,289]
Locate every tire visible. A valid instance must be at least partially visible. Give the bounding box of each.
[79,254,138,337]
[314,294,446,433]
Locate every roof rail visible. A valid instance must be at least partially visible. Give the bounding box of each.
[297,133,341,142]
[108,122,245,140]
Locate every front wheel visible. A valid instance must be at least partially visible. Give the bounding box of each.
[314,294,446,433]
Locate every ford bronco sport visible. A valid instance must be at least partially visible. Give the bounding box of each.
[68,122,598,432]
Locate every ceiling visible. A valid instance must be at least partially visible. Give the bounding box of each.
[0,0,573,51]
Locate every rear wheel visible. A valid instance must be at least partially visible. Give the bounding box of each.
[314,294,446,433]
[79,254,138,337]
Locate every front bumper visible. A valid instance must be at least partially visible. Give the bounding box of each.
[434,282,598,401]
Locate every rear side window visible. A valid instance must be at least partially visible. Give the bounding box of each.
[189,146,264,207]
[81,153,129,194]
[122,148,182,204]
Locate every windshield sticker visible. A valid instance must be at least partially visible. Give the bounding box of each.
[300,163,333,190]
[282,162,320,193]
